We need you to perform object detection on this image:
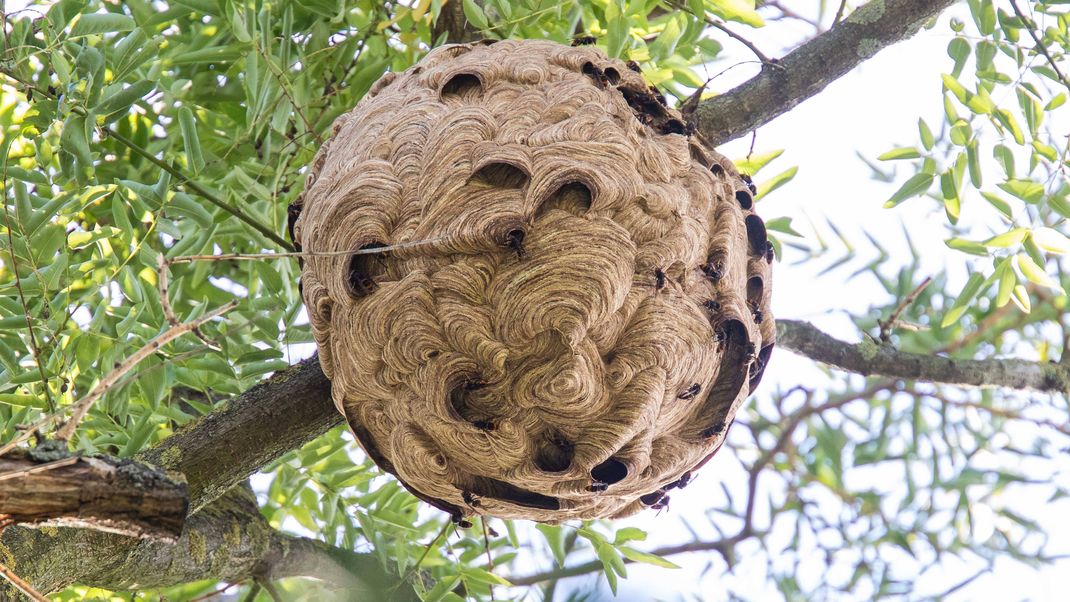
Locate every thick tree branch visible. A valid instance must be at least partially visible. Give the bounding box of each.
[695,0,958,145]
[0,448,187,540]
[777,320,1070,393]
[0,487,417,601]
[433,0,476,44]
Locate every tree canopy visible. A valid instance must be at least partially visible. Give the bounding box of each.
[0,0,1068,600]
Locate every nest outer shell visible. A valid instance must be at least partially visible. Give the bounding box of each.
[293,39,776,522]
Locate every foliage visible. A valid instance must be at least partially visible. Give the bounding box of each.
[0,0,1068,601]
[875,0,1070,328]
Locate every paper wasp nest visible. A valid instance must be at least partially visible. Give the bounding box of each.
[292,40,775,522]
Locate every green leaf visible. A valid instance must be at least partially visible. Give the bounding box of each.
[980,192,1013,218]
[883,173,934,208]
[993,109,1025,144]
[965,87,995,115]
[1010,284,1031,312]
[95,80,155,116]
[604,1,629,58]
[459,567,512,586]
[755,166,797,200]
[618,546,681,569]
[535,524,567,567]
[941,272,987,328]
[997,180,1044,204]
[1015,254,1063,293]
[1032,228,1070,255]
[982,227,1028,248]
[462,0,488,30]
[1051,195,1070,220]
[613,527,647,545]
[178,106,205,174]
[765,216,802,237]
[423,576,461,602]
[945,238,988,256]
[60,113,93,167]
[734,149,783,176]
[918,119,935,150]
[122,413,156,456]
[940,171,959,224]
[1032,141,1058,162]
[0,393,49,409]
[947,38,970,77]
[941,73,969,103]
[995,258,1016,307]
[707,0,764,27]
[966,140,982,188]
[69,12,136,37]
[993,144,1014,178]
[650,14,684,60]
[878,147,921,161]
[950,120,971,146]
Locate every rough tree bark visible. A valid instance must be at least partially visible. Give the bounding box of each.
[777,320,1070,393]
[0,487,416,600]
[4,0,1032,597]
[0,447,187,540]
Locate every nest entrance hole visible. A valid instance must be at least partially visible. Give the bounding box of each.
[469,162,529,189]
[538,182,592,217]
[441,73,483,100]
[347,242,389,298]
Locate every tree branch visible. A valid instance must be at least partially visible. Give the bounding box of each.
[0,487,418,601]
[695,0,958,146]
[777,320,1070,393]
[0,448,187,540]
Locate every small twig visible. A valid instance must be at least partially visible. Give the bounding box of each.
[0,455,79,482]
[156,255,180,327]
[166,237,448,265]
[879,276,932,342]
[1009,0,1070,93]
[0,562,49,602]
[665,0,777,66]
[54,300,239,441]
[391,521,452,595]
[482,518,496,601]
[157,255,219,350]
[833,0,849,26]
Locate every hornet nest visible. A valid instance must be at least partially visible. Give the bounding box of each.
[291,39,775,522]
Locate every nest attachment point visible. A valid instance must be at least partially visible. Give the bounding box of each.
[293,39,776,522]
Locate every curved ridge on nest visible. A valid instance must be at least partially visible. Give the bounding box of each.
[293,39,776,522]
